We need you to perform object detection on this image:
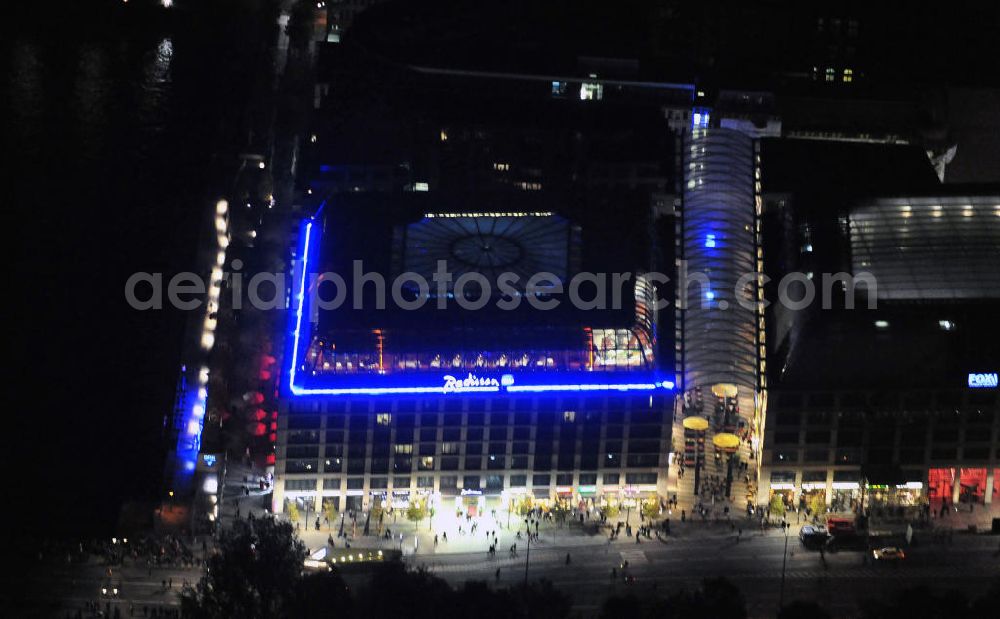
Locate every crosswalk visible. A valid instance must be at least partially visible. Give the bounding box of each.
[619,550,648,565]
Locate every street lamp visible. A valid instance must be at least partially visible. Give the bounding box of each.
[523,531,532,586]
[778,524,789,612]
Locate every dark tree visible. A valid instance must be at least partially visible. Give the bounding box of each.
[600,577,746,619]
[290,571,352,617]
[697,577,748,619]
[353,562,455,618]
[779,600,832,619]
[859,585,971,619]
[969,578,1000,619]
[181,518,306,618]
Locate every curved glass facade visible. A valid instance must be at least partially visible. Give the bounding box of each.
[681,128,758,392]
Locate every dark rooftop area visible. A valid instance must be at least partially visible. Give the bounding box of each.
[312,190,657,336]
[772,302,1000,391]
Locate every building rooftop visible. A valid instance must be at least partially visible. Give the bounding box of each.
[289,191,671,393]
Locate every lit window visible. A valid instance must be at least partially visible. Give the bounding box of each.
[493,162,510,172]
[551,81,567,97]
[439,129,448,142]
[579,83,603,101]
[563,410,576,422]
[376,413,391,426]
[691,107,710,128]
[938,320,956,331]
[843,68,853,83]
[874,320,889,329]
[704,234,717,248]
[825,68,835,82]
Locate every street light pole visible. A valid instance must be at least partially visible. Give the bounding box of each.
[523,534,531,586]
[778,527,789,612]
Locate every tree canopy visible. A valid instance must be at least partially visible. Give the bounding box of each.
[181,518,306,618]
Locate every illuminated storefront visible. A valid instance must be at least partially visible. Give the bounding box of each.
[930,467,997,504]
[830,472,862,513]
[768,471,795,506]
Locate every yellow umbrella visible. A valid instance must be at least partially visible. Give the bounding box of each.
[711,383,739,399]
[682,416,709,431]
[713,432,740,450]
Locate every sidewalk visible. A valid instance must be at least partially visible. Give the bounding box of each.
[291,508,797,558]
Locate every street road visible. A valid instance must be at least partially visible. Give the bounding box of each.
[406,530,1000,617]
[20,524,1000,618]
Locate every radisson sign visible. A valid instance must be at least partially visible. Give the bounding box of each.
[443,373,502,393]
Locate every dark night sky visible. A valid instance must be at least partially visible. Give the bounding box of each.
[4,0,998,540]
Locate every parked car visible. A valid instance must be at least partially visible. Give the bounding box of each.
[799,525,830,547]
[872,546,906,561]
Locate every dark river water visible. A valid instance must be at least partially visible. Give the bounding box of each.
[4,4,277,537]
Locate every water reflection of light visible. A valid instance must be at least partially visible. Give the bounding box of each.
[138,38,173,127]
[74,44,110,157]
[142,37,173,88]
[156,38,174,71]
[9,41,43,126]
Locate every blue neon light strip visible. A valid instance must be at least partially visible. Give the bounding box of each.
[288,220,314,393]
[285,219,674,397]
[291,385,501,396]
[506,382,670,393]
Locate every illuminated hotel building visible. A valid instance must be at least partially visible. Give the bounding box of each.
[272,35,996,521]
[274,197,676,516]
